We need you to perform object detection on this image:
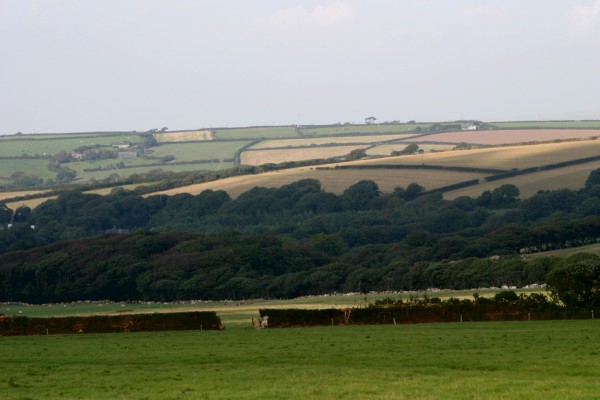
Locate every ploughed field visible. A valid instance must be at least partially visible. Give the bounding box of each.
[2,320,598,399]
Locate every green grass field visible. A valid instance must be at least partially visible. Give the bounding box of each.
[300,123,430,136]
[0,135,140,157]
[214,127,298,140]
[0,159,56,180]
[1,320,598,399]
[149,141,250,162]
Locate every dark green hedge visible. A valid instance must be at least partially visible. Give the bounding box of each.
[0,311,223,336]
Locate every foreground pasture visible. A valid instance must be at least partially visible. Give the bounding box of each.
[1,320,598,399]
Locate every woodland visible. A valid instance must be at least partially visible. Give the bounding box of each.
[1,168,600,303]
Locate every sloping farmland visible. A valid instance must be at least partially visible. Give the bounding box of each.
[146,166,486,199]
[406,129,600,145]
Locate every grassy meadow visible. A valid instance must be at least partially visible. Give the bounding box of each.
[1,319,598,399]
[148,141,250,162]
[300,123,430,136]
[0,134,140,157]
[214,126,298,140]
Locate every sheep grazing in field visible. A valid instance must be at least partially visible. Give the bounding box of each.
[252,316,269,329]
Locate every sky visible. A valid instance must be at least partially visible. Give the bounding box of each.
[1,0,600,134]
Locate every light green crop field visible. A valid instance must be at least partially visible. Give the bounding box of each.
[214,126,298,140]
[1,320,598,400]
[148,141,250,162]
[491,120,600,129]
[522,243,600,259]
[301,123,430,136]
[0,135,141,157]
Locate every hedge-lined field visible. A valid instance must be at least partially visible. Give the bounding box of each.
[300,123,430,135]
[240,145,369,166]
[0,134,140,157]
[249,134,417,149]
[214,126,298,139]
[1,320,598,399]
[151,165,485,199]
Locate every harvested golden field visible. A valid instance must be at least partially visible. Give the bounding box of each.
[240,145,369,166]
[154,130,213,143]
[5,196,57,210]
[0,190,49,202]
[366,143,455,156]
[407,129,600,145]
[444,160,600,200]
[147,166,486,199]
[352,139,600,170]
[250,134,417,149]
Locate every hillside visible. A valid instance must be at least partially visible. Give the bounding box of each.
[147,139,600,200]
[2,122,600,208]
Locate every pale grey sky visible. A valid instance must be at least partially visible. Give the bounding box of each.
[1,0,600,133]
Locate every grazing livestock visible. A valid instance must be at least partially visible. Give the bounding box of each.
[252,316,269,329]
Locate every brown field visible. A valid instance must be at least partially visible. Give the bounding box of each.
[147,166,486,199]
[154,130,213,143]
[352,139,600,170]
[250,134,417,149]
[444,160,600,200]
[366,143,455,156]
[240,145,370,166]
[407,129,600,145]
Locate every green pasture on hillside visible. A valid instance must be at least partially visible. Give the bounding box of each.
[301,123,431,136]
[491,121,600,129]
[0,135,141,157]
[0,159,56,180]
[148,141,250,162]
[79,162,235,181]
[214,126,298,140]
[1,320,598,399]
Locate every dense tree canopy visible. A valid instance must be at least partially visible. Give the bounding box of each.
[1,169,600,303]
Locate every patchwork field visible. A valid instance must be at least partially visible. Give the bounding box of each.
[1,319,598,399]
[409,129,600,145]
[240,145,370,166]
[148,138,600,200]
[154,130,213,143]
[249,134,417,149]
